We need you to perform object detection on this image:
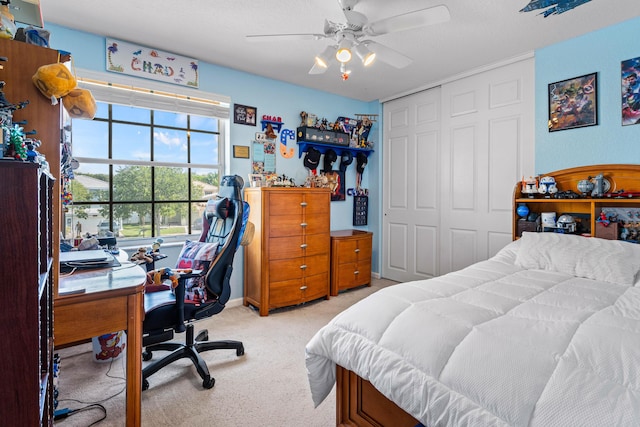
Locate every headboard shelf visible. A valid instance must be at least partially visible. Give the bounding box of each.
[512,164,640,240]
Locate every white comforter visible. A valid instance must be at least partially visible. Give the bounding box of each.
[306,233,640,426]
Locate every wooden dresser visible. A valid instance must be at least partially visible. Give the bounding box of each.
[330,230,373,296]
[243,187,331,316]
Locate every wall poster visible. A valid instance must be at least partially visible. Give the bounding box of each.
[548,72,597,132]
[106,38,198,87]
[622,57,640,126]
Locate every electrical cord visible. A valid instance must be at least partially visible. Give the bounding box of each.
[54,404,107,426]
[56,356,126,425]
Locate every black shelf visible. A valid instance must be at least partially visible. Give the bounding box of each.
[297,141,374,159]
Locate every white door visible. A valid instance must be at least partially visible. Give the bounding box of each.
[382,87,441,283]
[382,58,534,282]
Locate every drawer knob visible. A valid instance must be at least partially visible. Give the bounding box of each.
[300,285,308,290]
[300,264,307,269]
[354,248,360,253]
[300,243,307,248]
[300,222,307,227]
[354,270,359,275]
[300,202,308,207]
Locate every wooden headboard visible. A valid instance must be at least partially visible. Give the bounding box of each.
[533,164,640,195]
[512,164,640,240]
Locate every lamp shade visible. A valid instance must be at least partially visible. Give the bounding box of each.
[314,45,337,68]
[354,44,376,66]
[335,39,352,63]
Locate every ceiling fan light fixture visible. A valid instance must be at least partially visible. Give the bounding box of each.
[315,45,337,68]
[335,39,352,63]
[354,44,376,66]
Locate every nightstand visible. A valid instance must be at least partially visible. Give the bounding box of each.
[330,230,373,296]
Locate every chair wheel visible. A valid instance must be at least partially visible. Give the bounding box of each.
[236,345,245,357]
[142,379,149,391]
[142,351,152,361]
[202,377,215,389]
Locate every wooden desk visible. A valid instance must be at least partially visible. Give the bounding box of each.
[55,259,147,427]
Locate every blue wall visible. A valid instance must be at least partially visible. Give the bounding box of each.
[535,17,640,174]
[46,23,381,300]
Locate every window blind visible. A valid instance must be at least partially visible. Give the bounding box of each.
[75,68,230,119]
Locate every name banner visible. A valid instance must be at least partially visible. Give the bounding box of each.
[106,38,199,88]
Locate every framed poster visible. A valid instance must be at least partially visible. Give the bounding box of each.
[324,170,345,201]
[233,145,250,159]
[622,57,640,126]
[548,72,597,132]
[233,104,257,126]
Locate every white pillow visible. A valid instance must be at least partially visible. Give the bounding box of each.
[515,232,640,285]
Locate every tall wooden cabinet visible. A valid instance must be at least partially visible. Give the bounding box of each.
[0,39,62,425]
[243,187,331,316]
[0,161,55,425]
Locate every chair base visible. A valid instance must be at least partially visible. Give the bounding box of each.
[142,323,244,390]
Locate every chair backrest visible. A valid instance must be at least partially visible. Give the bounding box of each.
[196,175,245,316]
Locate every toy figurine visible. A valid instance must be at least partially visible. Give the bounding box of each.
[130,247,153,265]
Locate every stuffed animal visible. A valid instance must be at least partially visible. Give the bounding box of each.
[32,62,77,104]
[130,247,153,265]
[62,88,97,119]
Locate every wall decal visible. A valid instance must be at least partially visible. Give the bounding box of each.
[519,0,592,17]
[106,38,198,87]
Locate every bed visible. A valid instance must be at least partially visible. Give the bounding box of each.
[306,167,640,427]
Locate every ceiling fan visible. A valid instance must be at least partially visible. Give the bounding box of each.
[246,0,450,80]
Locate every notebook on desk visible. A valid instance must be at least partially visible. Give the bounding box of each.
[59,250,120,271]
[59,249,109,264]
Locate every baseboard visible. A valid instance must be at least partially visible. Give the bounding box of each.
[226,297,244,308]
[372,272,380,279]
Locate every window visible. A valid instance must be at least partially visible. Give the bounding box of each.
[65,99,225,242]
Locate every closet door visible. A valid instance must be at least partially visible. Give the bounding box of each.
[382,87,441,283]
[382,57,534,282]
[439,58,534,274]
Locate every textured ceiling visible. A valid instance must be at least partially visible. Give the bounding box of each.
[41,0,640,102]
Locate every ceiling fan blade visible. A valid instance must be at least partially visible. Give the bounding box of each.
[344,9,368,28]
[363,4,450,36]
[246,33,327,42]
[362,40,413,69]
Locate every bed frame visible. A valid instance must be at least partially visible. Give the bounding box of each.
[335,163,640,427]
[336,365,418,427]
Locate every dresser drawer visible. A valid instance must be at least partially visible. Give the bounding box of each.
[269,254,329,282]
[269,214,329,237]
[269,272,329,308]
[302,272,330,302]
[335,239,373,264]
[269,233,330,260]
[269,192,305,216]
[335,260,372,288]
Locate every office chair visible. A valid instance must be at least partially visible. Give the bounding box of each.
[142,175,248,390]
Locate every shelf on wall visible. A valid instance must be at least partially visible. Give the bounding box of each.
[296,141,374,159]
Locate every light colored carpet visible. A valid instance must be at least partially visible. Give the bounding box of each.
[54,278,397,426]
